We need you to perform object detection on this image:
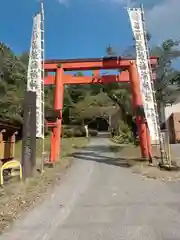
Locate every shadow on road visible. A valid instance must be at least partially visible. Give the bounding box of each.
[74,144,118,153]
[70,144,143,168]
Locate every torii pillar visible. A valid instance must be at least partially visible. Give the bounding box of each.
[129,61,151,159]
[50,66,64,163]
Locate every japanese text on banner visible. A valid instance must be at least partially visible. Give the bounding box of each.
[127,8,159,141]
[27,13,42,138]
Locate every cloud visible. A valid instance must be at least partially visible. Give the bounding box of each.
[56,0,180,42]
[109,0,180,42]
[57,0,69,7]
[145,0,180,42]
[107,0,161,8]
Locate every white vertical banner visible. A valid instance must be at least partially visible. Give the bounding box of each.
[127,8,159,142]
[27,13,42,138]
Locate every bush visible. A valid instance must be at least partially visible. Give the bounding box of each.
[63,129,74,138]
[62,125,98,138]
[73,127,85,137]
[112,120,134,144]
[45,125,98,138]
[62,125,86,138]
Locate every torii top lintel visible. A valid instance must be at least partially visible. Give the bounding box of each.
[44,56,158,72]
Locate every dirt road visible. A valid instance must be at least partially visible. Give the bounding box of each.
[1,136,180,240]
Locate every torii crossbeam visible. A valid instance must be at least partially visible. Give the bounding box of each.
[44,72,156,85]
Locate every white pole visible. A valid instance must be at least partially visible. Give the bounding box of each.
[40,0,45,172]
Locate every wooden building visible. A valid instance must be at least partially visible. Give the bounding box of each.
[0,120,20,163]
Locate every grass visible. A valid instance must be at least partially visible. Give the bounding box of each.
[110,144,180,181]
[15,136,51,161]
[15,136,88,166]
[0,136,88,234]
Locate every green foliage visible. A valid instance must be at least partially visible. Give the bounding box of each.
[70,92,119,121]
[62,125,86,138]
[121,37,180,124]
[151,39,180,104]
[2,36,179,130]
[0,43,27,123]
[105,87,132,121]
[103,45,132,121]
[113,120,134,144]
[122,36,180,105]
[0,41,131,126]
[74,71,84,76]
[61,125,98,138]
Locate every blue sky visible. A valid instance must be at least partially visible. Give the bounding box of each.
[0,0,179,60]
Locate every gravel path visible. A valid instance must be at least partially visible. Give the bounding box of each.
[1,136,180,240]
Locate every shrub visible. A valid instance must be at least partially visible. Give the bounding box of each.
[62,125,99,138]
[73,128,86,137]
[46,125,99,138]
[113,120,134,144]
[63,129,74,138]
[62,125,86,138]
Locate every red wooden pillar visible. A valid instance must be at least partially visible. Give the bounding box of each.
[129,61,151,159]
[54,67,64,111]
[56,118,62,160]
[50,129,56,162]
[50,66,64,163]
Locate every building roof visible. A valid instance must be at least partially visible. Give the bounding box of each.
[0,120,20,132]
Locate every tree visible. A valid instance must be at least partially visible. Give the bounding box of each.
[122,35,180,116]
[104,45,132,121]
[149,39,180,122]
[123,35,180,104]
[18,52,29,67]
[71,92,117,120]
[2,37,179,128]
[102,85,132,122]
[0,42,27,123]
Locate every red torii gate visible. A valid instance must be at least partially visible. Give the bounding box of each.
[44,56,157,163]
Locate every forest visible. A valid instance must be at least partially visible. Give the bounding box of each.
[0,38,180,137]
